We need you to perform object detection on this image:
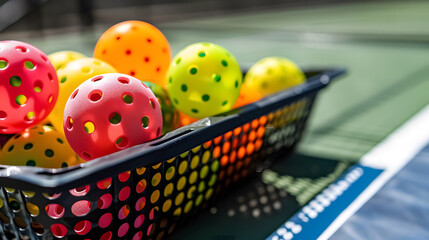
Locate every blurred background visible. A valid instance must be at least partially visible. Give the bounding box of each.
[1,0,429,239]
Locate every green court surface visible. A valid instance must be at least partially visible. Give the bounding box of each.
[2,0,428,238]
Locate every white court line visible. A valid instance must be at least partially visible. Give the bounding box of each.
[318,104,429,240]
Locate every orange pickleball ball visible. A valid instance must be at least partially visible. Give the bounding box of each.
[233,83,263,109]
[179,112,199,127]
[94,21,171,87]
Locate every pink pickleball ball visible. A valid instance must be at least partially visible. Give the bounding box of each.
[63,73,163,160]
[0,40,58,134]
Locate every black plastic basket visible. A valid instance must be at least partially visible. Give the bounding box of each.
[0,68,345,240]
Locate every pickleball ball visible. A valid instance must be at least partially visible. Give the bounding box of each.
[63,73,163,160]
[48,51,86,70]
[243,57,305,97]
[167,42,242,118]
[93,20,171,87]
[0,40,59,134]
[0,125,79,168]
[48,58,116,135]
[233,83,263,109]
[143,81,179,134]
[178,112,199,127]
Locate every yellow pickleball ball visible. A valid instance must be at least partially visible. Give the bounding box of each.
[243,57,305,96]
[48,51,87,70]
[0,125,80,168]
[167,42,242,118]
[48,58,117,135]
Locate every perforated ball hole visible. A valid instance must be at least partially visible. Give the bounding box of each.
[66,116,73,130]
[48,95,54,103]
[0,111,6,120]
[15,46,28,53]
[40,54,49,62]
[71,89,79,99]
[198,51,206,57]
[213,74,221,82]
[24,112,35,122]
[10,76,22,87]
[81,151,92,160]
[0,59,7,69]
[34,80,43,92]
[202,94,210,102]
[125,49,132,55]
[48,72,53,81]
[118,76,130,84]
[122,94,133,104]
[24,61,35,69]
[109,112,121,124]
[115,136,128,148]
[81,66,91,74]
[27,158,39,166]
[24,143,33,150]
[45,149,54,158]
[142,116,149,128]
[89,90,102,102]
[60,76,67,83]
[92,76,103,82]
[84,121,95,134]
[144,56,150,63]
[15,94,27,106]
[189,66,198,75]
[149,98,156,109]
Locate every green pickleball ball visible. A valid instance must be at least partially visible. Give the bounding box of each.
[167,42,242,118]
[143,81,180,134]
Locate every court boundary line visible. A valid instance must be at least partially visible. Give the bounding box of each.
[318,104,429,240]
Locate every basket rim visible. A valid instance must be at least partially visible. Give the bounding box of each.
[0,67,346,192]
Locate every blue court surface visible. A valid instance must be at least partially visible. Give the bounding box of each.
[269,106,429,240]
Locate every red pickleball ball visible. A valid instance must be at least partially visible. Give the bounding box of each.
[63,73,163,160]
[0,40,58,134]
